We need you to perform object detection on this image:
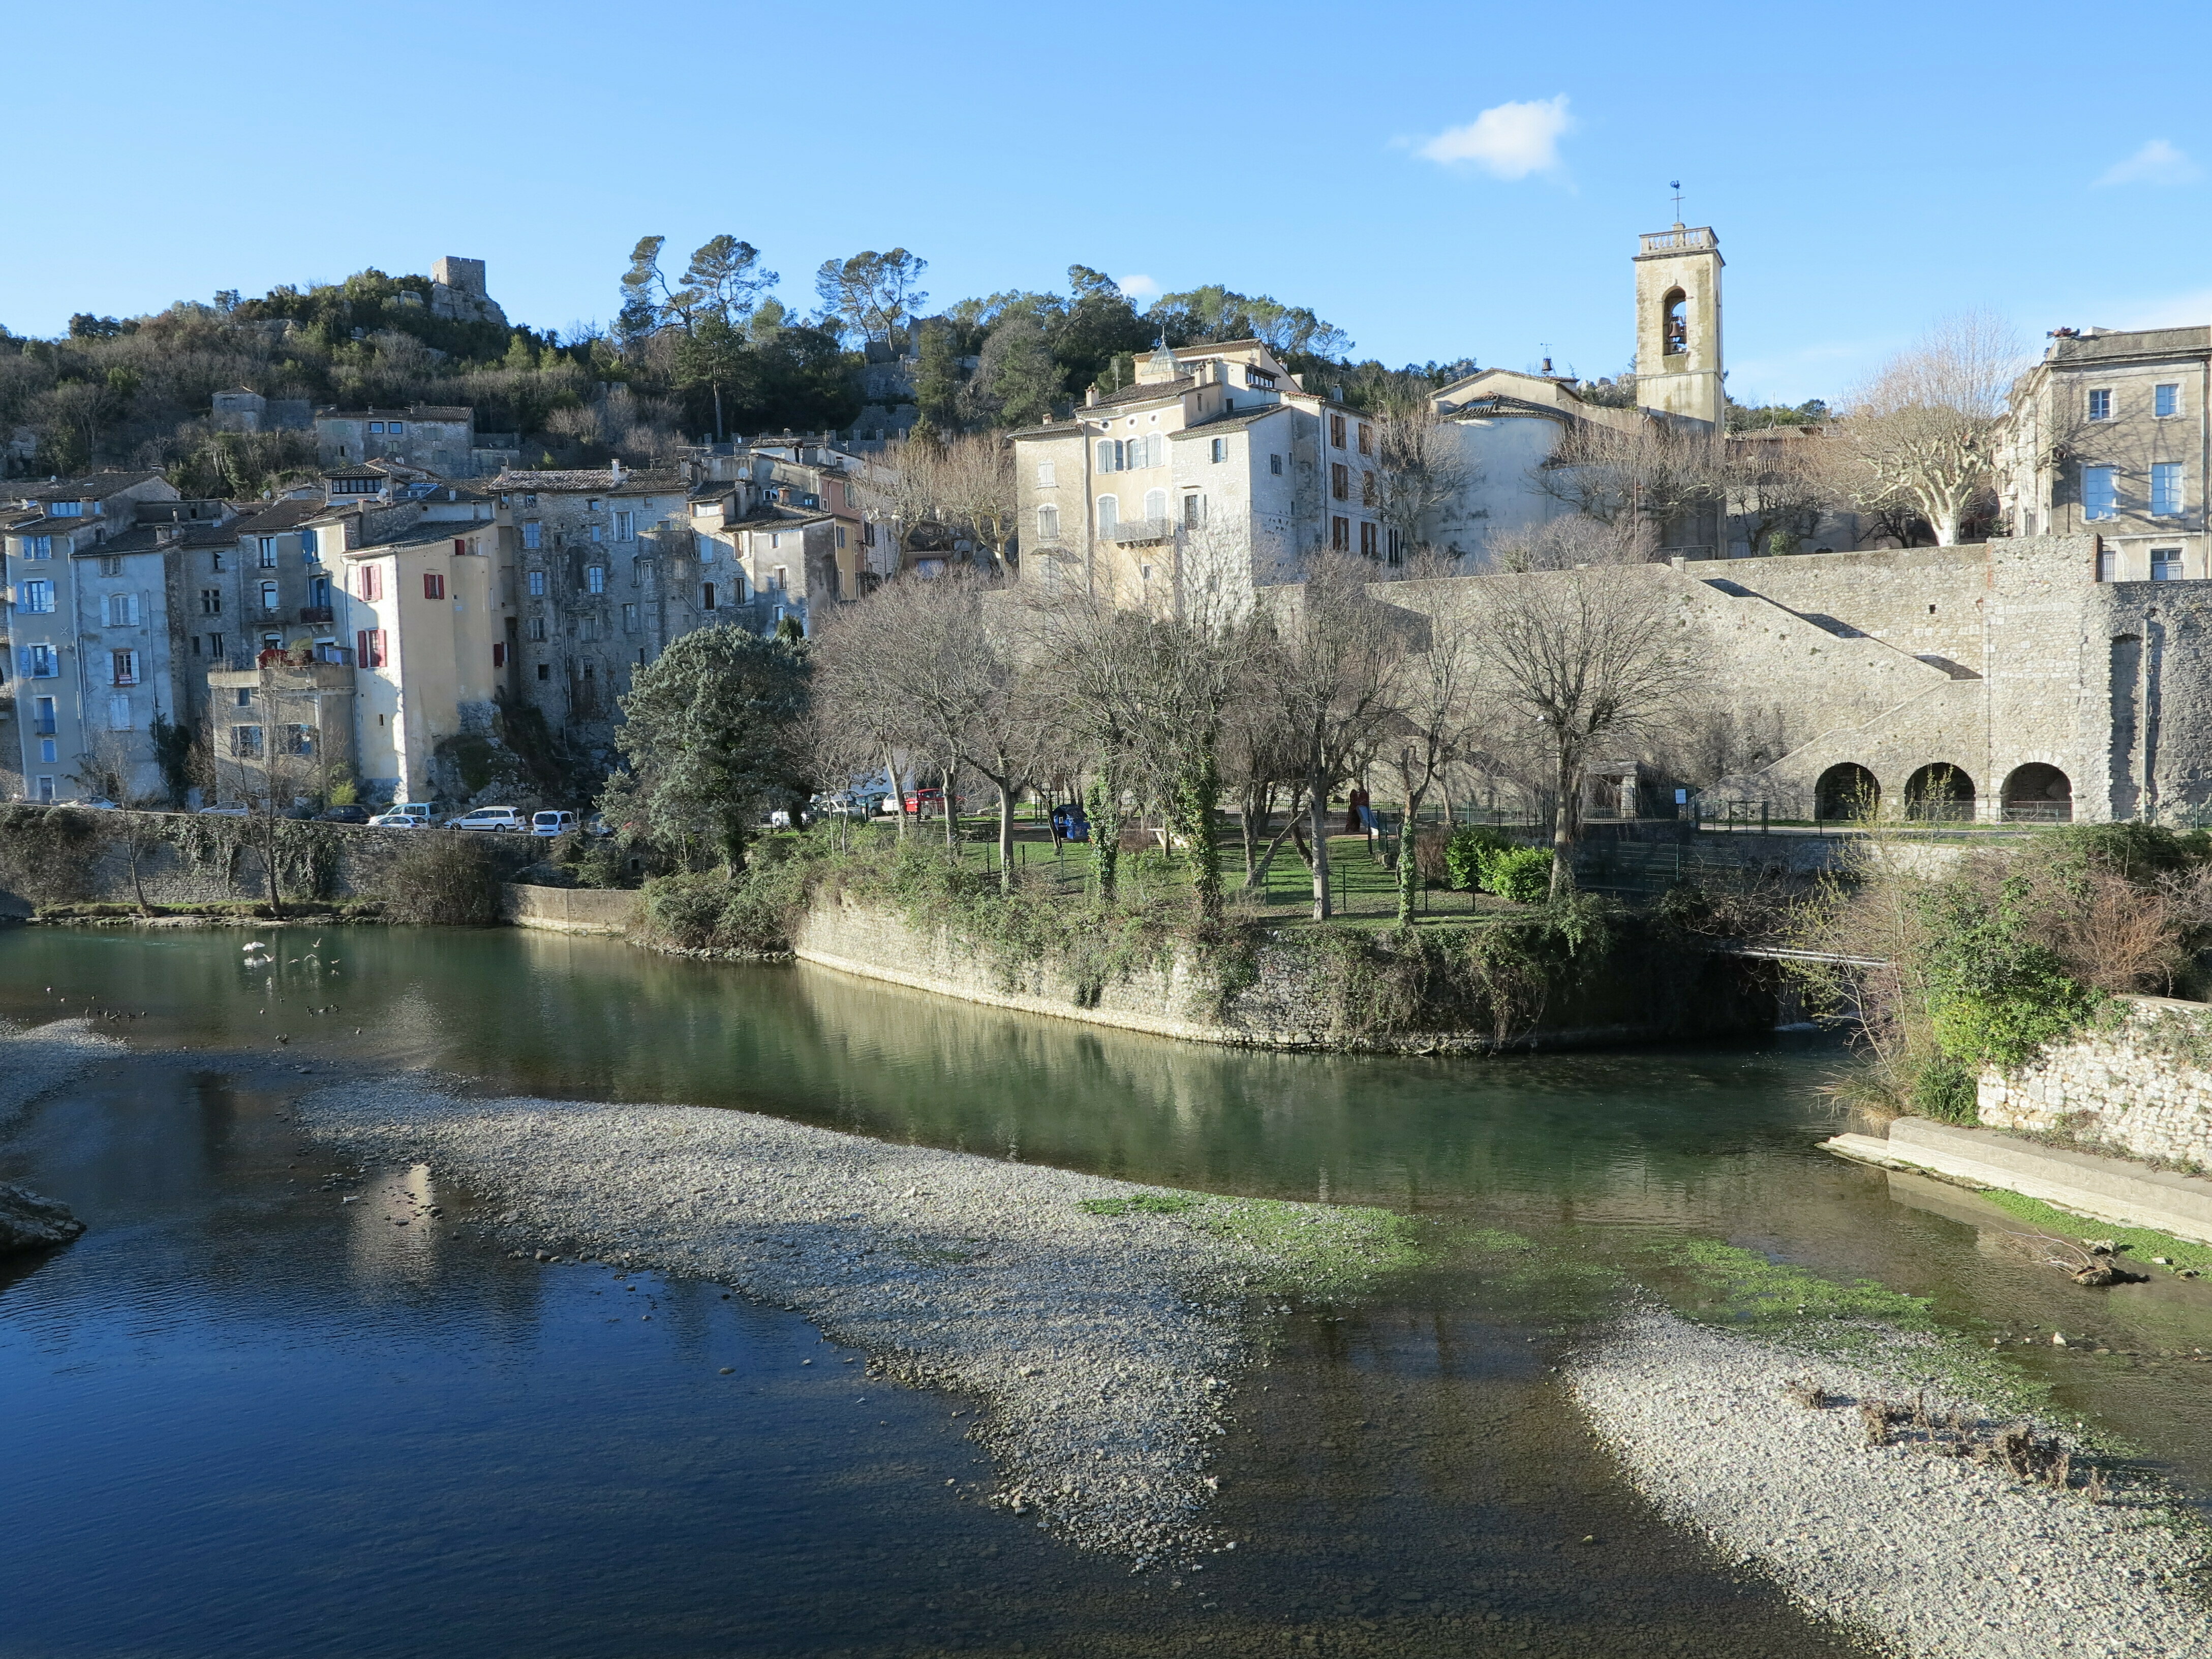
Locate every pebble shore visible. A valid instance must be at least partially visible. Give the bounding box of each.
[295,1079,1405,1564]
[0,1018,126,1125]
[1573,1307,2212,1658]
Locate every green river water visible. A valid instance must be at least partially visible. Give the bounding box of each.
[2,924,2208,1657]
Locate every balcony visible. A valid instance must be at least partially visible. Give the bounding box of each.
[299,605,334,624]
[1103,516,1175,545]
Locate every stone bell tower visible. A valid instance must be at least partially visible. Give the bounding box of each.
[1634,224,1724,428]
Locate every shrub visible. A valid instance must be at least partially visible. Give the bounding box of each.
[1479,845,1554,904]
[381,836,503,926]
[1443,826,1512,892]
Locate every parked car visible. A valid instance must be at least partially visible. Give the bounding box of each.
[450,807,528,833]
[368,803,439,829]
[811,790,880,821]
[196,804,250,818]
[318,804,372,824]
[78,797,121,811]
[903,787,946,817]
[531,810,578,838]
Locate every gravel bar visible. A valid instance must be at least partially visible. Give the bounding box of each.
[296,1079,1405,1564]
[0,1018,128,1125]
[1572,1307,2212,1657]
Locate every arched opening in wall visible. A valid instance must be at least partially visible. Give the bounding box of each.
[1815,762,1881,821]
[1661,288,1688,356]
[2002,763,2074,823]
[1904,763,1976,822]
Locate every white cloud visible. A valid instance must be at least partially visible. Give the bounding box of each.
[2095,139,2201,187]
[1117,273,1159,299]
[1415,96,1573,179]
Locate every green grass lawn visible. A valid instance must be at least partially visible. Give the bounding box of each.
[921,812,1516,929]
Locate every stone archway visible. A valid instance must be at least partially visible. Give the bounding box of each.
[2002,763,2073,823]
[1815,762,1882,821]
[1905,763,1977,822]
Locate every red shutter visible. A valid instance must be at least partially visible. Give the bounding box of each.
[356,629,370,666]
[375,629,387,667]
[454,539,466,557]
[492,643,506,668]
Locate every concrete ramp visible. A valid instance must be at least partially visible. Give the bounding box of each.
[1823,1118,2212,1245]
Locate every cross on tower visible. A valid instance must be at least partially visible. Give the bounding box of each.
[1670,180,1684,223]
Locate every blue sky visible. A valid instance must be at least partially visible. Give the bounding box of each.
[9,0,2210,405]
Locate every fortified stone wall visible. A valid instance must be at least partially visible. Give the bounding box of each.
[2100,578,2212,821]
[1978,995,2212,1171]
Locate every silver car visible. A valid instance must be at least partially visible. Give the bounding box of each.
[450,807,527,833]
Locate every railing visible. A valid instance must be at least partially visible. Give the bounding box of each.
[33,716,56,735]
[1641,226,1714,253]
[1104,516,1175,544]
[298,605,333,624]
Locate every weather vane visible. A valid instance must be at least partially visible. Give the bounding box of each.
[1670,180,1684,222]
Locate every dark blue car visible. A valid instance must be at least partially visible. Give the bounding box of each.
[1050,803,1090,843]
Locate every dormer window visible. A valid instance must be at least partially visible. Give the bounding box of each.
[51,500,83,517]
[1662,288,1688,355]
[388,421,404,435]
[368,421,385,434]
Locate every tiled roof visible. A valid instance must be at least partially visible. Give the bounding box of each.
[318,406,474,422]
[229,498,331,534]
[1174,405,1296,438]
[2047,327,2212,363]
[1088,377,1194,410]
[490,468,685,495]
[721,509,830,531]
[11,470,167,503]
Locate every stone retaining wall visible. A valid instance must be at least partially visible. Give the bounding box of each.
[1979,996,2212,1171]
[793,894,1777,1054]
[502,883,643,935]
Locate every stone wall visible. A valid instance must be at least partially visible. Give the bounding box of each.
[502,883,642,935]
[793,893,1777,1054]
[1978,995,2212,1171]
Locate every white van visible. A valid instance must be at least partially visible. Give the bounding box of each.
[532,811,579,838]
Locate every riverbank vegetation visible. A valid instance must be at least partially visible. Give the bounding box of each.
[1792,822,2212,1120]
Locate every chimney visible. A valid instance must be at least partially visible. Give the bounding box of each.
[1085,387,1099,408]
[610,457,624,484]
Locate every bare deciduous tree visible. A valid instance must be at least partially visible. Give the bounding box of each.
[1721,430,1839,558]
[1841,311,2023,547]
[815,571,1042,888]
[1486,513,1651,572]
[1532,416,1719,545]
[1257,553,1411,919]
[1380,554,1487,924]
[1463,563,1695,896]
[1373,401,1476,563]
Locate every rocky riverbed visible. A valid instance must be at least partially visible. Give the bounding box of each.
[1573,1307,2212,1658]
[293,1079,1415,1566]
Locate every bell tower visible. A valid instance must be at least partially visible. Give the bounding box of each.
[1633,224,1724,427]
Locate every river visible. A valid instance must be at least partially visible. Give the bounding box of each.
[3,925,2208,1657]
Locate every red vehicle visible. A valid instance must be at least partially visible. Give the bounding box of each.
[902,787,946,817]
